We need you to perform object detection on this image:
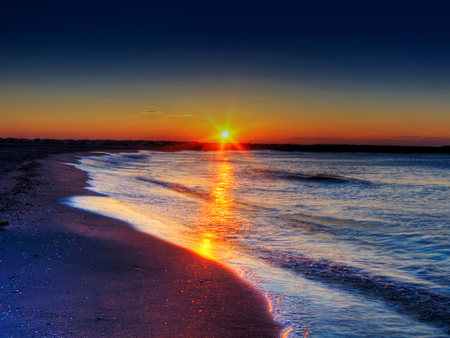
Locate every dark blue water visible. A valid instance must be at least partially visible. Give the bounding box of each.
[65,151,450,337]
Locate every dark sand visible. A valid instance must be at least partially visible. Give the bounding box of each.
[0,145,282,337]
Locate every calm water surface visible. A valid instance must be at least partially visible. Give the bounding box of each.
[64,151,450,337]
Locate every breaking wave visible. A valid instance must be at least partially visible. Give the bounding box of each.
[137,177,211,200]
[257,247,450,331]
[245,168,368,183]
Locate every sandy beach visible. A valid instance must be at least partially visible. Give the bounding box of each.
[0,145,281,337]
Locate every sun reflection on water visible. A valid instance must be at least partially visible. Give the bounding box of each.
[190,153,247,261]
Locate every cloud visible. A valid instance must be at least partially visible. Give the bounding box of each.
[140,111,161,115]
[394,136,422,140]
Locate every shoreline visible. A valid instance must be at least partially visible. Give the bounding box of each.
[2,138,450,154]
[0,148,282,337]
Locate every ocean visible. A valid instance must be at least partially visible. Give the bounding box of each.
[63,150,450,337]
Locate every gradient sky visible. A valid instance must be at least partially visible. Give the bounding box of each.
[1,1,450,145]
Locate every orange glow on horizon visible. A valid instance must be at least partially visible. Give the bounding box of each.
[1,81,449,146]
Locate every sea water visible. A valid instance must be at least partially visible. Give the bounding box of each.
[63,150,450,337]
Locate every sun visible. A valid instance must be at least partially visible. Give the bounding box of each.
[221,131,229,138]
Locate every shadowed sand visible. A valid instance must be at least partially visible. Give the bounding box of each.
[0,149,282,337]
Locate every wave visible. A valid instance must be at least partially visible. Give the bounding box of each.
[245,168,367,183]
[282,213,382,229]
[136,177,265,212]
[137,177,211,200]
[257,247,450,332]
[123,154,148,159]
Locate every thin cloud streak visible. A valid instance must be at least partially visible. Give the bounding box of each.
[140,111,161,115]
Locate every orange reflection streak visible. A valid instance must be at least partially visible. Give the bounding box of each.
[281,328,293,338]
[192,152,247,260]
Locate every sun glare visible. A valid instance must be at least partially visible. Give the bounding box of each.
[221,131,229,138]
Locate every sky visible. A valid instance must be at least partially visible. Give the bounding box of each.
[1,0,450,145]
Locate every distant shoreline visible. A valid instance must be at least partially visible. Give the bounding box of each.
[1,137,450,154]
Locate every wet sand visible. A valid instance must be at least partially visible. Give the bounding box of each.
[0,146,282,337]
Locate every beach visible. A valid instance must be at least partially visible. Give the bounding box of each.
[2,143,450,337]
[3,1,450,336]
[0,144,281,337]
[65,148,450,337]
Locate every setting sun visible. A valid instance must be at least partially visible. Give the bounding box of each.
[221,131,229,138]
